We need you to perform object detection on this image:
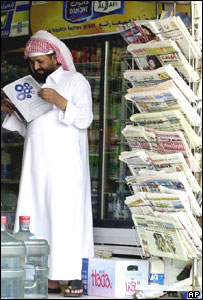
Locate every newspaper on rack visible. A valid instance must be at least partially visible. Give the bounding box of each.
[121,125,200,172]
[125,171,201,216]
[127,40,199,83]
[132,214,189,260]
[124,64,198,104]
[134,17,202,59]
[117,20,148,44]
[125,80,201,127]
[155,211,201,258]
[119,150,201,193]
[118,17,201,59]
[130,110,202,150]
[125,192,202,240]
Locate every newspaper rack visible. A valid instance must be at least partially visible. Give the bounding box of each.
[119,9,202,295]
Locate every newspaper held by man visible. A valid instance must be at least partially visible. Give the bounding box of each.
[2,75,53,122]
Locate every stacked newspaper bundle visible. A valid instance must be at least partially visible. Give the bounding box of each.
[118,17,201,60]
[127,40,199,83]
[125,80,201,127]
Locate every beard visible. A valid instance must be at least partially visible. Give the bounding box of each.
[31,67,55,83]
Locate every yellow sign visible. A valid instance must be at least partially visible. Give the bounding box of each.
[30,1,157,39]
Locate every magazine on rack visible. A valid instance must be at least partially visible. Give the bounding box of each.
[125,80,201,127]
[124,64,198,104]
[119,150,201,193]
[2,75,53,122]
[127,40,199,83]
[125,171,201,216]
[131,214,189,260]
[121,125,200,172]
[130,110,202,150]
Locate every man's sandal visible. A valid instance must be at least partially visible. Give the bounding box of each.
[64,280,83,297]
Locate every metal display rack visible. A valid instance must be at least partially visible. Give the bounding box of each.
[118,1,202,296]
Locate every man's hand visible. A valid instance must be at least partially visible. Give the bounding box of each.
[38,88,67,111]
[1,98,15,116]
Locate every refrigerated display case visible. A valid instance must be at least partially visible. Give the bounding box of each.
[64,35,143,255]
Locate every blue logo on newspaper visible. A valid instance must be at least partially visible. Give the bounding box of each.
[15,82,35,101]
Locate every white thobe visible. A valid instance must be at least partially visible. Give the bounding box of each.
[2,66,94,280]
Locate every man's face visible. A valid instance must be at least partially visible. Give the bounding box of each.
[29,54,58,83]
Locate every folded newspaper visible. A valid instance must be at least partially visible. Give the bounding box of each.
[121,125,200,172]
[118,16,201,59]
[125,171,201,216]
[125,80,201,127]
[125,192,202,242]
[2,75,53,122]
[130,110,202,150]
[119,150,201,193]
[131,213,194,260]
[124,64,198,104]
[127,40,199,83]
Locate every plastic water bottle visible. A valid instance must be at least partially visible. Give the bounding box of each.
[13,216,50,299]
[1,215,26,299]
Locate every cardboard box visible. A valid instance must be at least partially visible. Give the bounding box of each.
[82,257,149,298]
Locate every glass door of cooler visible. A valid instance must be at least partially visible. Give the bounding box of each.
[68,41,102,220]
[100,39,133,226]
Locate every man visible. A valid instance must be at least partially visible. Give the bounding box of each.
[1,30,94,297]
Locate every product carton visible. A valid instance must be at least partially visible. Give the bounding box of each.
[82,257,149,298]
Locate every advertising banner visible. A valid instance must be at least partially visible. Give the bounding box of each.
[1,1,29,38]
[30,1,157,39]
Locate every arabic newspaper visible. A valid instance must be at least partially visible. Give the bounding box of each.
[124,64,198,104]
[120,150,201,193]
[127,41,199,83]
[125,80,201,127]
[126,172,201,216]
[134,17,202,59]
[125,192,202,242]
[130,110,202,150]
[121,125,200,172]
[132,214,189,260]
